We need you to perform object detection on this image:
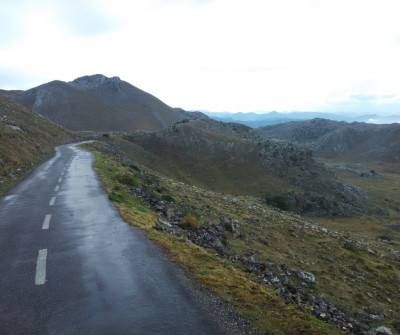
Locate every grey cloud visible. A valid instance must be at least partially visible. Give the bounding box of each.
[318,94,400,115]
[0,15,22,48]
[55,0,120,38]
[0,68,47,90]
[0,1,28,48]
[350,94,396,102]
[154,0,212,7]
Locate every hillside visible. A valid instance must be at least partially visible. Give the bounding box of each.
[96,117,369,217]
[81,142,400,334]
[257,118,400,162]
[0,96,75,193]
[0,74,188,132]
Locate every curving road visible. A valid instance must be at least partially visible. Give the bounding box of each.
[0,144,248,335]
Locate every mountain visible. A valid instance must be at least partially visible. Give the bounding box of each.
[202,111,400,128]
[257,118,400,162]
[0,74,189,132]
[97,116,369,217]
[0,95,74,193]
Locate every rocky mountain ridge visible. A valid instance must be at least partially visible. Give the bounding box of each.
[257,118,400,163]
[0,74,189,132]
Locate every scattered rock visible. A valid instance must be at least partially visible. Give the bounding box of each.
[375,326,394,335]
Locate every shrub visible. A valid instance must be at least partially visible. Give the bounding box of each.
[223,221,233,232]
[115,173,139,187]
[162,194,175,203]
[109,192,122,202]
[129,164,141,172]
[265,192,290,210]
[342,242,358,253]
[179,214,200,229]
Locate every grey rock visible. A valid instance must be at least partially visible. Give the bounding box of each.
[375,326,393,335]
[394,322,400,332]
[296,271,316,284]
[248,254,258,264]
[370,314,385,321]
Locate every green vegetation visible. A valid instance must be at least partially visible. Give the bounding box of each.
[115,173,139,187]
[265,192,291,210]
[179,214,200,230]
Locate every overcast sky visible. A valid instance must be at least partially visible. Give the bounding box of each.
[1,0,399,114]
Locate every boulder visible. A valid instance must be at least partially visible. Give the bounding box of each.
[375,326,393,335]
[296,271,316,284]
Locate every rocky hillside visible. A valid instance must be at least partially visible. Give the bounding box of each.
[0,74,189,132]
[100,117,369,217]
[257,118,400,162]
[0,96,75,193]
[83,142,400,334]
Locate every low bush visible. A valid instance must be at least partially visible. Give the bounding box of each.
[162,194,175,203]
[115,173,139,187]
[265,192,290,210]
[179,214,200,229]
[109,192,122,202]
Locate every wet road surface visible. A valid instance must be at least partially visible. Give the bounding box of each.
[0,144,237,334]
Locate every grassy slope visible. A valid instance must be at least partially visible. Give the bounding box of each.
[315,159,400,241]
[104,128,286,198]
[0,95,74,194]
[83,141,400,334]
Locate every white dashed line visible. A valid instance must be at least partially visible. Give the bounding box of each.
[61,172,64,176]
[35,249,47,285]
[54,185,59,192]
[58,178,62,183]
[49,197,56,206]
[42,214,51,230]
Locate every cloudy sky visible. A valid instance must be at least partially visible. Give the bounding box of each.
[1,0,399,114]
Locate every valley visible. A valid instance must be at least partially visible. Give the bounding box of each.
[0,74,399,334]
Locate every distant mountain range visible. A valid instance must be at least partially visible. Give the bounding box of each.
[201,111,400,127]
[257,118,400,163]
[0,74,189,132]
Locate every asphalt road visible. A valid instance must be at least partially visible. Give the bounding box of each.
[0,144,246,335]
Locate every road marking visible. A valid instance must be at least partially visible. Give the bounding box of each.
[42,214,51,230]
[61,172,64,176]
[35,249,47,285]
[49,197,56,206]
[58,178,62,183]
[54,185,59,192]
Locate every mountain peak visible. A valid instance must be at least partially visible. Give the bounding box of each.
[71,74,121,89]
